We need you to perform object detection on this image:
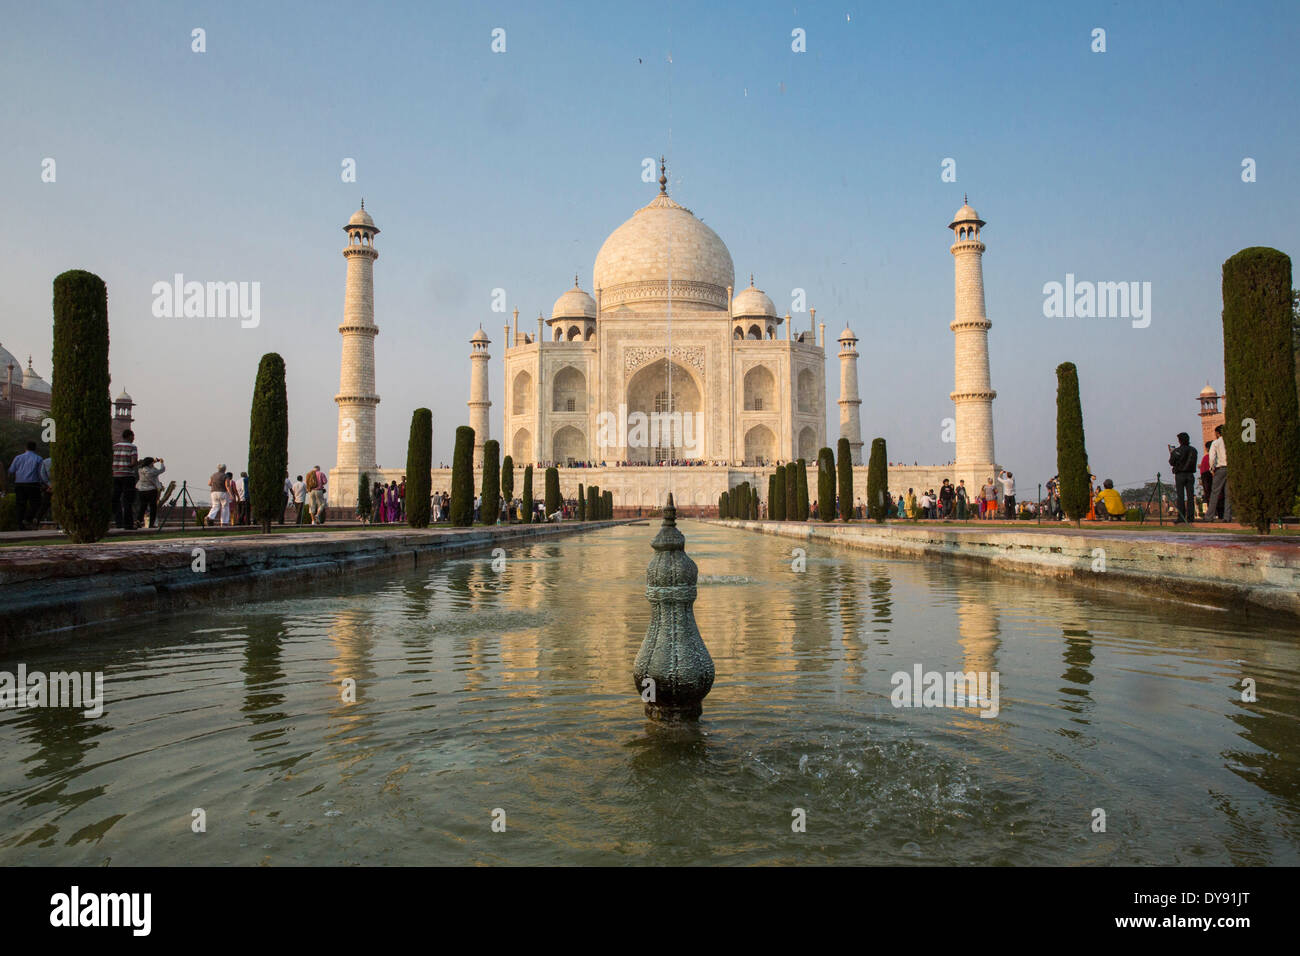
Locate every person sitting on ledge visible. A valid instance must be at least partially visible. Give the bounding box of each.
[1094,479,1126,520]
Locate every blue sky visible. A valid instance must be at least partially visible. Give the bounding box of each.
[2,0,1296,492]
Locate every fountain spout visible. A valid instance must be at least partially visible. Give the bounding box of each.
[633,493,715,721]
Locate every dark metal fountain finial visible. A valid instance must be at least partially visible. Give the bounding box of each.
[659,156,667,195]
[633,492,714,722]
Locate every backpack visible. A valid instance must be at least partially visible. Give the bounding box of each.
[305,471,318,492]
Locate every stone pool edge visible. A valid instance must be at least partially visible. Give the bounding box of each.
[711,519,1300,620]
[0,521,632,649]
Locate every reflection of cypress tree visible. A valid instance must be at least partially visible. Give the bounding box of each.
[241,617,287,726]
[868,571,893,634]
[1060,627,1095,721]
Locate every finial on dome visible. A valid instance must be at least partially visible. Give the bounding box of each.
[360,197,365,209]
[749,273,754,287]
[963,193,968,204]
[574,273,580,288]
[658,156,667,194]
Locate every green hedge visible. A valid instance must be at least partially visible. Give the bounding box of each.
[838,438,855,522]
[406,409,433,527]
[521,465,534,523]
[1055,362,1091,523]
[544,466,560,518]
[248,353,288,533]
[866,437,888,522]
[480,439,500,526]
[796,459,810,520]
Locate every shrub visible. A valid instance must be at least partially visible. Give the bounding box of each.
[1124,508,1143,522]
[587,483,598,521]
[544,466,560,518]
[1056,362,1091,524]
[450,425,475,526]
[866,438,888,522]
[247,353,289,533]
[501,455,514,510]
[521,465,534,523]
[0,494,17,532]
[785,462,798,521]
[1222,247,1300,533]
[577,482,586,521]
[768,474,777,520]
[816,447,836,522]
[720,490,730,519]
[773,468,787,521]
[50,270,112,542]
[838,438,855,522]
[796,459,810,520]
[405,409,433,527]
[603,490,612,519]
[480,439,500,526]
[358,472,372,522]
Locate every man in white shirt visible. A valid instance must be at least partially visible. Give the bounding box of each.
[1207,425,1230,521]
[292,475,308,524]
[999,470,1016,519]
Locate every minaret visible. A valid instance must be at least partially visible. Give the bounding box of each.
[837,326,864,464]
[468,326,491,467]
[948,196,996,471]
[331,201,380,508]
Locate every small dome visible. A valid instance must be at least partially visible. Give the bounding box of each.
[551,277,597,320]
[838,325,857,341]
[470,327,490,344]
[731,277,776,318]
[22,359,51,394]
[1200,383,1218,397]
[346,201,377,230]
[948,195,985,229]
[115,389,133,404]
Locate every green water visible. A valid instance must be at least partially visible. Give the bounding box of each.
[1,521,1297,865]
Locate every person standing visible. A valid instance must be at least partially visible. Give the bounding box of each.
[134,456,165,528]
[37,451,53,527]
[955,480,968,519]
[224,472,240,527]
[207,463,229,525]
[281,472,292,524]
[1207,424,1231,522]
[999,470,1017,519]
[1199,441,1215,518]
[316,467,329,524]
[111,429,139,530]
[239,471,251,525]
[1168,432,1198,524]
[981,477,998,519]
[292,474,307,524]
[7,440,44,530]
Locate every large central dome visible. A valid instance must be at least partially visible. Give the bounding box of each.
[593,191,735,313]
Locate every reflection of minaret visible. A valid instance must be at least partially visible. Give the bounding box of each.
[837,326,864,465]
[948,197,997,471]
[331,201,381,508]
[468,327,491,468]
[956,595,1001,681]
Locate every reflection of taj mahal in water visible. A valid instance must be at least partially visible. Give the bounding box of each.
[329,164,1000,510]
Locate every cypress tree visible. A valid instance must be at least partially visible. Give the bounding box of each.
[773,468,787,521]
[587,483,598,521]
[1222,248,1300,533]
[720,491,730,520]
[838,438,855,522]
[450,425,475,526]
[521,465,534,523]
[406,408,433,527]
[768,474,777,520]
[750,487,758,519]
[501,455,515,517]
[1055,362,1091,524]
[50,269,112,542]
[479,439,500,526]
[604,490,612,519]
[796,459,810,520]
[817,447,836,522]
[866,437,889,522]
[358,472,372,523]
[577,482,586,520]
[780,463,790,522]
[248,352,289,533]
[543,466,561,519]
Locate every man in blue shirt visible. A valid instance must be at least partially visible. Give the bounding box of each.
[7,441,44,531]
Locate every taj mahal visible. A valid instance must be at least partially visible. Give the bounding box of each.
[328,163,1000,511]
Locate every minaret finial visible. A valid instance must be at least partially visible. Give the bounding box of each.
[658,156,667,194]
[360,197,365,209]
[749,273,754,286]
[963,193,968,205]
[575,273,580,288]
